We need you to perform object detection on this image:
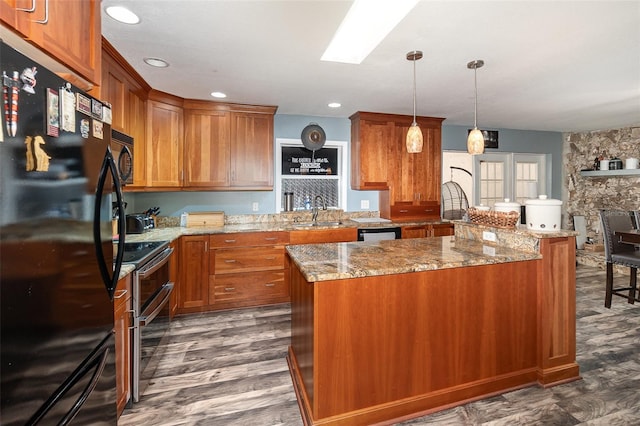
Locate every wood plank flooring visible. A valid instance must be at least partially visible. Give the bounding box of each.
[119,265,640,425]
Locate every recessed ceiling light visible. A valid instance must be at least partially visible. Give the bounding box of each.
[321,0,420,64]
[105,6,140,24]
[328,102,341,108]
[143,57,169,68]
[211,92,227,99]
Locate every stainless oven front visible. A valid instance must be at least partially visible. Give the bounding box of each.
[131,245,174,403]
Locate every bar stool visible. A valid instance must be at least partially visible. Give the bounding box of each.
[598,209,640,307]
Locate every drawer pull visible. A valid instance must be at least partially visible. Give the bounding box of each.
[224,287,236,292]
[224,239,236,243]
[264,237,277,241]
[265,256,276,260]
[224,259,237,263]
[265,283,275,287]
[399,209,409,213]
[424,209,434,212]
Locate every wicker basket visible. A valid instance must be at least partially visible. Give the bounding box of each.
[467,207,520,229]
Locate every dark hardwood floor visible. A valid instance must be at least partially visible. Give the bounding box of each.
[119,264,640,425]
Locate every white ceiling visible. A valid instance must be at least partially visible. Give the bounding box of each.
[101,0,640,133]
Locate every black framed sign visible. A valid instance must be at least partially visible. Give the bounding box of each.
[468,129,499,148]
[282,146,338,175]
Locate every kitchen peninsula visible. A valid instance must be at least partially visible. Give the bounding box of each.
[286,223,579,426]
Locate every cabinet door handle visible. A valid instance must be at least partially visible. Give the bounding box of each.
[264,283,275,287]
[33,0,49,24]
[265,256,276,260]
[399,209,409,213]
[224,239,236,243]
[224,287,236,292]
[224,259,237,263]
[16,0,36,12]
[114,289,128,299]
[204,241,208,252]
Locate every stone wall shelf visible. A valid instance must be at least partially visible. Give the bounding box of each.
[579,169,640,178]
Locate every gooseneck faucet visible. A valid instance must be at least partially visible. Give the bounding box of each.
[312,195,326,222]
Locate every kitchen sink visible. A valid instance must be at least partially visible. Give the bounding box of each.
[293,221,343,228]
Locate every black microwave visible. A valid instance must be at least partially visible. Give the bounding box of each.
[111,129,134,185]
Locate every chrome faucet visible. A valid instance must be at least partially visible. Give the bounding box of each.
[312,195,326,222]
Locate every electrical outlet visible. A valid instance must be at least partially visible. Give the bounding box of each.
[482,231,496,242]
[252,202,259,212]
[361,199,370,209]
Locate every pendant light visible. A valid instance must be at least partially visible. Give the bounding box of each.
[467,59,485,155]
[406,50,423,153]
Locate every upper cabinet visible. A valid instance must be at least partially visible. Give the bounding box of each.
[351,112,444,221]
[146,91,184,189]
[182,101,277,191]
[1,0,101,86]
[98,39,150,189]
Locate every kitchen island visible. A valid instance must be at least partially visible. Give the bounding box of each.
[286,227,579,425]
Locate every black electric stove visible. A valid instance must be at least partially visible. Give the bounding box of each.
[119,240,169,268]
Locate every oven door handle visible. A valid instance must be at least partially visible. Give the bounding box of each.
[138,282,174,326]
[137,247,174,279]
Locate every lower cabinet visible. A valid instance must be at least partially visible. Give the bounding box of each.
[169,240,179,318]
[401,223,454,239]
[178,235,210,313]
[289,228,357,244]
[209,232,290,310]
[114,274,132,418]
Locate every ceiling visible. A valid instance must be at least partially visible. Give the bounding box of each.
[101,0,640,133]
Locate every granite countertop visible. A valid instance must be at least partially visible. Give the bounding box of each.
[121,219,451,243]
[286,237,542,282]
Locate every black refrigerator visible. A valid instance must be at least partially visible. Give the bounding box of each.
[0,40,126,424]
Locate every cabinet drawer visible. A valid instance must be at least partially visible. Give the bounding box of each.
[214,246,284,274]
[391,203,440,220]
[209,231,289,248]
[211,271,287,303]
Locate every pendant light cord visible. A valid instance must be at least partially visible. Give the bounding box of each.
[474,66,478,128]
[412,56,417,126]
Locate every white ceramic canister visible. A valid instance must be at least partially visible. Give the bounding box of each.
[625,157,639,169]
[599,159,609,171]
[494,198,521,214]
[474,204,490,211]
[525,195,562,231]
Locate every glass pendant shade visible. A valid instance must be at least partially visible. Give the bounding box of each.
[406,123,423,153]
[467,127,484,155]
[406,50,423,153]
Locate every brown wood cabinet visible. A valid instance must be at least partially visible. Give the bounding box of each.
[169,240,179,318]
[1,0,101,86]
[401,222,454,239]
[209,231,289,310]
[178,235,209,313]
[146,91,184,189]
[98,39,149,189]
[114,274,131,418]
[350,112,444,221]
[289,227,357,244]
[183,101,277,190]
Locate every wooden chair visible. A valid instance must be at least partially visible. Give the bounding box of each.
[599,209,640,308]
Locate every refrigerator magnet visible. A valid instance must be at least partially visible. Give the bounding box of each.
[80,118,89,138]
[102,103,112,125]
[46,88,59,137]
[92,119,103,139]
[91,99,103,120]
[76,93,91,115]
[60,84,76,132]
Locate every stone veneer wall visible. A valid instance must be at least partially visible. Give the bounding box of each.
[563,126,640,243]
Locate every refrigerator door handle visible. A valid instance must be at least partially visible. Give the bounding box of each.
[26,334,112,426]
[94,146,125,299]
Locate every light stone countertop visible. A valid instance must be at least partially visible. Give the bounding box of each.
[286,236,542,282]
